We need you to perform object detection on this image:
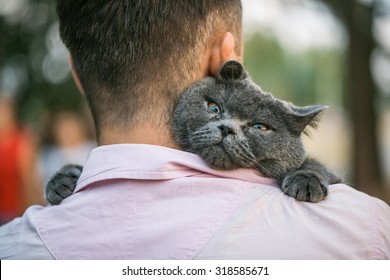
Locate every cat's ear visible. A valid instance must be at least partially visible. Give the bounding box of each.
[217,60,247,81]
[287,104,328,135]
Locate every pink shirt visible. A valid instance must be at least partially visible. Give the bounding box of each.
[1,144,390,259]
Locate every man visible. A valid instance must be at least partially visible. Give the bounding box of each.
[1,0,389,259]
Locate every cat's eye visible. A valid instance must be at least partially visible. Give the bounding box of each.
[207,102,221,114]
[253,123,269,131]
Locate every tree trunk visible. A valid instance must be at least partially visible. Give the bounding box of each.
[320,0,384,196]
[344,2,383,194]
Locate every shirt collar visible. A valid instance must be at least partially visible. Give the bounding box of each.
[75,144,277,192]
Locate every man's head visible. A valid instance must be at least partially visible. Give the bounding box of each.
[56,0,242,144]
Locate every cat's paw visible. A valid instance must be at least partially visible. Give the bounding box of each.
[281,170,328,203]
[45,164,83,205]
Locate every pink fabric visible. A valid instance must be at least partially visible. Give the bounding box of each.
[30,144,390,259]
[196,184,390,259]
[34,144,276,259]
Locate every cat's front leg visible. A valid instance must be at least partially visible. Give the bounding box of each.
[280,158,341,203]
[45,164,83,205]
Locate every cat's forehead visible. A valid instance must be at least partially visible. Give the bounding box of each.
[226,82,280,111]
[201,79,264,100]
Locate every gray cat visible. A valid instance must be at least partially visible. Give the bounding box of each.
[45,60,340,204]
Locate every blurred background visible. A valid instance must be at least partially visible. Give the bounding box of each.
[0,0,389,223]
[242,0,390,203]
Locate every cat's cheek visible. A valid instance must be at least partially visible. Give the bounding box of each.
[188,128,223,150]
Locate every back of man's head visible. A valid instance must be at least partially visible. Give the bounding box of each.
[56,0,242,140]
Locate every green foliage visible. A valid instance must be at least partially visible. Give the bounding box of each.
[244,33,345,107]
[0,0,86,129]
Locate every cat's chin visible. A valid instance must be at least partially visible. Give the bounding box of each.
[197,145,239,170]
[255,159,298,180]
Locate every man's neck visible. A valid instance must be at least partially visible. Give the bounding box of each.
[98,122,181,150]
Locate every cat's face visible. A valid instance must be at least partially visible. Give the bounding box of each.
[172,61,326,179]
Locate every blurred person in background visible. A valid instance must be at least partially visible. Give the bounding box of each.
[0,93,44,225]
[39,110,95,183]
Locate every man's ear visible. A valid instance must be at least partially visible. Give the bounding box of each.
[207,32,241,76]
[68,55,85,94]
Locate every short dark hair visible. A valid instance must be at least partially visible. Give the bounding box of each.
[56,0,242,137]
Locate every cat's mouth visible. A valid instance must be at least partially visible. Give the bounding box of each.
[213,137,256,169]
[204,145,237,170]
[188,126,256,169]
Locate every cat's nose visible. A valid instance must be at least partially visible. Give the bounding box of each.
[218,125,235,137]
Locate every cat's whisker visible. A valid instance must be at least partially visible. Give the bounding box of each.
[191,133,208,140]
[224,141,256,167]
[234,141,257,165]
[236,152,256,166]
[192,128,212,136]
[190,131,213,142]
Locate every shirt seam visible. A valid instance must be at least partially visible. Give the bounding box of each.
[34,210,63,260]
[191,184,252,259]
[369,199,383,260]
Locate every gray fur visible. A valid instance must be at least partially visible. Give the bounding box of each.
[45,164,82,205]
[45,60,341,204]
[172,60,341,202]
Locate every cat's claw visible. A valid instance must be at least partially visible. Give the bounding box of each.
[45,164,83,205]
[281,170,328,203]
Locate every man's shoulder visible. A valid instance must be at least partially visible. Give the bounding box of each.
[0,206,54,259]
[196,183,390,259]
[248,182,390,220]
[326,183,390,213]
